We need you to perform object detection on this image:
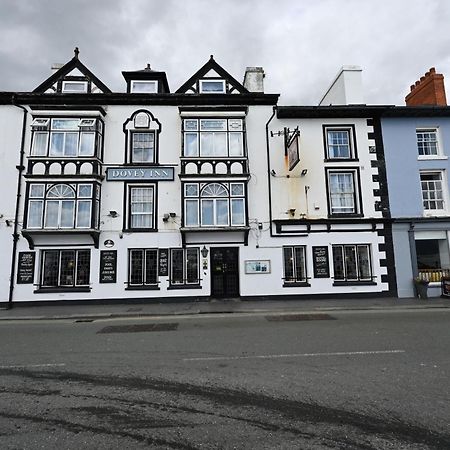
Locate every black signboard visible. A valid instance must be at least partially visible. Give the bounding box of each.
[442,277,450,297]
[312,246,330,278]
[158,248,169,276]
[99,250,117,283]
[17,251,35,284]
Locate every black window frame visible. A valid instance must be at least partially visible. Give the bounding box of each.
[323,124,358,161]
[282,245,309,287]
[127,248,159,290]
[325,168,363,217]
[332,244,374,284]
[169,248,201,288]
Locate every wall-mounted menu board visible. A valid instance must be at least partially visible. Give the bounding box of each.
[99,250,117,283]
[17,252,35,284]
[158,249,169,276]
[312,246,330,278]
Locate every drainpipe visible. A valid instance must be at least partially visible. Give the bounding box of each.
[408,222,418,278]
[265,106,276,237]
[7,96,29,309]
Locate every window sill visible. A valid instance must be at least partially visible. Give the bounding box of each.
[324,158,359,162]
[34,287,91,294]
[328,213,363,218]
[333,281,377,286]
[283,282,311,288]
[418,156,448,161]
[122,228,158,233]
[125,285,160,291]
[168,284,201,290]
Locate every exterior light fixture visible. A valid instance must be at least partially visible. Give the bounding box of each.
[301,169,308,176]
[108,210,118,218]
[201,245,209,258]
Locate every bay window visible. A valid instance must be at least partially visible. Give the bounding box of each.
[184,182,246,227]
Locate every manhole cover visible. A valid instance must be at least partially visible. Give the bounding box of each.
[265,313,335,322]
[97,323,178,334]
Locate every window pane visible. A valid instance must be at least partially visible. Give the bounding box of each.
[184,119,198,131]
[417,130,438,156]
[132,133,154,163]
[30,184,45,198]
[28,201,43,228]
[60,201,75,227]
[186,249,199,283]
[200,132,214,156]
[201,199,214,225]
[185,199,199,226]
[145,250,158,284]
[64,133,78,156]
[44,201,59,228]
[200,80,225,93]
[230,183,244,196]
[283,247,294,282]
[185,184,199,197]
[357,246,371,279]
[294,247,306,281]
[228,119,243,131]
[171,249,184,284]
[229,132,243,156]
[49,133,64,156]
[200,119,227,131]
[328,130,350,158]
[79,132,95,156]
[184,133,198,156]
[231,199,244,225]
[78,184,93,198]
[52,119,79,129]
[76,200,91,228]
[130,187,153,228]
[332,246,345,280]
[130,250,143,285]
[42,251,59,287]
[344,246,358,280]
[329,173,355,214]
[76,250,90,285]
[131,81,157,93]
[216,199,229,225]
[32,132,48,156]
[60,250,76,286]
[213,133,227,156]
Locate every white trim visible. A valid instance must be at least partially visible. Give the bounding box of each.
[131,80,158,93]
[62,81,88,93]
[199,79,226,94]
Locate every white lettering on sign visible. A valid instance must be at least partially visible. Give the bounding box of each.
[107,167,174,181]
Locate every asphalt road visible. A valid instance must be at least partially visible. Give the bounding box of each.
[0,309,449,449]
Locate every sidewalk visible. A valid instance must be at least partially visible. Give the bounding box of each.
[1,297,449,321]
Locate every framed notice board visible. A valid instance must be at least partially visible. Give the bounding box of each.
[312,246,330,278]
[99,250,117,283]
[158,249,169,276]
[17,251,35,284]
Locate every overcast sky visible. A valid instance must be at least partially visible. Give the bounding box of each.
[1,0,449,105]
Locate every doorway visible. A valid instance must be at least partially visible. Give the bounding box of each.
[210,247,240,298]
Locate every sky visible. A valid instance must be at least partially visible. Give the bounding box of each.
[1,0,449,105]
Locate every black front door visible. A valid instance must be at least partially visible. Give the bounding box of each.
[210,247,240,298]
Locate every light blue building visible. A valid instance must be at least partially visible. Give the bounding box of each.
[382,108,450,297]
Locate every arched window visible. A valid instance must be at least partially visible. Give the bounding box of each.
[184,182,245,227]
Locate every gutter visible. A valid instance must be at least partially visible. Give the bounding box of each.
[8,96,29,309]
[265,106,276,237]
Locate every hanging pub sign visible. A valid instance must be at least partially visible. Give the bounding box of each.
[106,167,174,181]
[158,249,169,276]
[286,128,300,171]
[99,250,117,283]
[312,246,330,278]
[17,251,35,284]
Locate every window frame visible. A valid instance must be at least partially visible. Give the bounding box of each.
[62,81,88,93]
[169,247,200,288]
[25,182,98,230]
[39,249,91,289]
[130,130,156,164]
[131,80,158,93]
[420,170,448,214]
[326,168,362,217]
[127,248,159,288]
[199,79,226,94]
[183,182,246,228]
[282,246,309,286]
[332,244,373,283]
[323,124,358,161]
[416,128,442,158]
[125,183,157,232]
[182,117,245,158]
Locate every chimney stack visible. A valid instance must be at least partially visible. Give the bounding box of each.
[405,67,447,106]
[243,67,265,93]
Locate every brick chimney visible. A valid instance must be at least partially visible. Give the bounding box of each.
[405,67,447,106]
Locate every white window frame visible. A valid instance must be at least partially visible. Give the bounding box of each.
[420,170,448,215]
[131,80,158,93]
[199,79,226,94]
[327,170,359,215]
[128,184,155,230]
[62,81,88,93]
[416,128,443,158]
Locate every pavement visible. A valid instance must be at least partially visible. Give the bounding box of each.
[1,296,450,321]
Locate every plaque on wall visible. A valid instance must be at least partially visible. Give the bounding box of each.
[158,249,169,276]
[99,250,117,283]
[17,251,35,284]
[312,246,330,278]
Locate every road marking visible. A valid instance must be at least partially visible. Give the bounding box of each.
[0,363,65,369]
[183,350,405,362]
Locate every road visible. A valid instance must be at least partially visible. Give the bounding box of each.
[0,309,449,449]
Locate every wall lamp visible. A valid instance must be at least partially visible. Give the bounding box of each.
[301,169,308,176]
[201,245,209,258]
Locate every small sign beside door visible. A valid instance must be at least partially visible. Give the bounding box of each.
[17,251,35,284]
[99,250,117,283]
[312,246,330,278]
[158,248,169,276]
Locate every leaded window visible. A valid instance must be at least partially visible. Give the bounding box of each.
[40,249,90,288]
[183,118,244,157]
[184,182,246,227]
[27,183,97,230]
[170,248,200,286]
[332,244,372,281]
[283,246,307,284]
[30,117,103,158]
[128,249,158,286]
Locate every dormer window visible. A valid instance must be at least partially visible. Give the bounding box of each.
[62,81,88,93]
[131,81,158,93]
[199,79,225,93]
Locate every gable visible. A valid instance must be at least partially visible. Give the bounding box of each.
[175,55,249,95]
[33,48,111,94]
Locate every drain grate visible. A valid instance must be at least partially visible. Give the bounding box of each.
[75,319,94,323]
[97,323,178,334]
[265,313,335,322]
